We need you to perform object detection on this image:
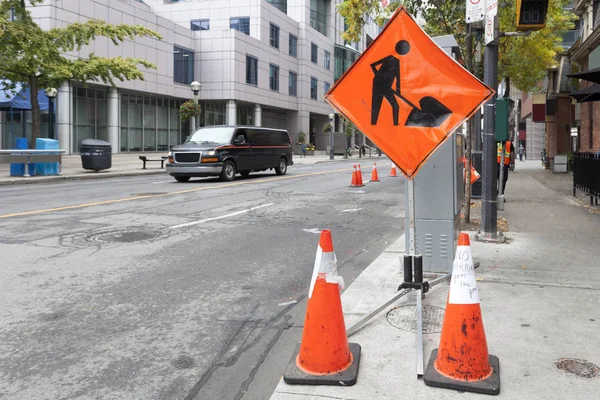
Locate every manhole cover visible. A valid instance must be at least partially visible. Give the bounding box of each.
[87,228,162,244]
[555,358,600,378]
[132,192,168,197]
[387,305,445,334]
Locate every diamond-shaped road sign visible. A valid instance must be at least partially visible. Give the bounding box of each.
[325,7,494,180]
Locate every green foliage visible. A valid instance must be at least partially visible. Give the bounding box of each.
[0,0,162,145]
[498,0,576,93]
[297,131,306,144]
[337,0,576,93]
[179,100,201,122]
[322,122,332,132]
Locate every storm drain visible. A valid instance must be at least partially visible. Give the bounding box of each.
[87,227,163,244]
[387,305,445,334]
[555,358,600,378]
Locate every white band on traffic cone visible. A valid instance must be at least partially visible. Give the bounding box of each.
[448,245,480,305]
[308,246,344,299]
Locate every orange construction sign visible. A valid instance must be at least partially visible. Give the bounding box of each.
[325,7,494,179]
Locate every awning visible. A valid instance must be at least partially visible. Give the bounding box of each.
[570,84,600,103]
[567,67,600,85]
[0,81,49,111]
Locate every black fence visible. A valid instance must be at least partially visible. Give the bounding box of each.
[573,152,600,204]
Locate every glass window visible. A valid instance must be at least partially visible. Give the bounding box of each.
[324,50,331,70]
[310,0,327,35]
[289,34,297,57]
[324,82,331,100]
[230,17,250,35]
[72,86,107,153]
[174,46,194,84]
[311,43,318,63]
[190,19,209,31]
[246,55,258,85]
[289,71,297,96]
[267,0,287,14]
[269,64,279,91]
[366,34,374,47]
[310,77,318,100]
[334,44,358,82]
[237,106,254,125]
[270,23,280,48]
[203,102,226,126]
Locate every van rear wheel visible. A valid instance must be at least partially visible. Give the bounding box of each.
[275,157,287,176]
[220,160,236,181]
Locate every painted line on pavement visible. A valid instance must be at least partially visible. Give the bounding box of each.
[0,168,351,219]
[169,203,273,229]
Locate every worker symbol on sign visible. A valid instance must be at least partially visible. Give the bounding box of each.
[370,40,452,128]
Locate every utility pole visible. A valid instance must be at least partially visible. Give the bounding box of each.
[480,41,499,239]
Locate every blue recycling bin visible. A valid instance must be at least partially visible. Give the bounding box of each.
[35,138,60,176]
[9,138,36,177]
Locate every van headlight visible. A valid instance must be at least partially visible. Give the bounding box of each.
[204,151,216,156]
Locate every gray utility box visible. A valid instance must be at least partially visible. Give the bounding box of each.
[405,134,465,273]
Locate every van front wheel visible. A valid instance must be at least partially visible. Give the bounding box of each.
[275,157,287,176]
[220,160,236,181]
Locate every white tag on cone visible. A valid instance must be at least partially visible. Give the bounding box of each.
[448,245,480,304]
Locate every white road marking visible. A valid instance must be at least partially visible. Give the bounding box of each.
[349,190,366,194]
[169,203,273,229]
[302,228,321,234]
[278,300,298,307]
[152,180,174,184]
[341,208,362,213]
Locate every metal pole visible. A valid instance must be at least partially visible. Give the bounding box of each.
[192,93,198,132]
[329,116,334,160]
[480,43,498,239]
[407,179,416,254]
[49,98,55,140]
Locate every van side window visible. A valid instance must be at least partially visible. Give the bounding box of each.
[275,131,290,146]
[235,129,248,144]
[248,129,272,146]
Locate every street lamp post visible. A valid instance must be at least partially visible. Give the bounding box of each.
[45,88,58,140]
[190,81,202,132]
[328,113,334,160]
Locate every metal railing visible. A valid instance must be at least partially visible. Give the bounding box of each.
[0,149,65,177]
[573,152,600,205]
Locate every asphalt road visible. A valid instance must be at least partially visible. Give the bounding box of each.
[0,160,405,400]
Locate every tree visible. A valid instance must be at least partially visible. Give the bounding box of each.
[0,0,162,147]
[339,0,575,93]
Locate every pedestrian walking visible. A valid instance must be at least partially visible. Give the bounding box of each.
[497,141,515,198]
[301,142,307,158]
[518,144,524,161]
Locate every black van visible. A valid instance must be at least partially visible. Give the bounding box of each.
[166,126,293,182]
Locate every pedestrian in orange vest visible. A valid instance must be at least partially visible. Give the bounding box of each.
[497,141,515,197]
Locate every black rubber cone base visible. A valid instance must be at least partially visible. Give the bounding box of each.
[283,343,361,386]
[423,349,500,395]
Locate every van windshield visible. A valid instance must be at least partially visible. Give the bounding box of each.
[187,127,235,144]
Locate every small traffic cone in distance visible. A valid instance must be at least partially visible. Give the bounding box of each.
[370,162,380,182]
[390,164,398,177]
[424,232,500,395]
[283,230,361,386]
[357,164,364,186]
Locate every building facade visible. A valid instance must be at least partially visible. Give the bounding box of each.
[0,0,379,153]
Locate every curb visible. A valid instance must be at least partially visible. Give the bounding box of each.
[0,169,167,186]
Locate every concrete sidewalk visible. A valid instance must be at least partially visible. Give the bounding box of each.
[0,153,383,186]
[270,159,600,399]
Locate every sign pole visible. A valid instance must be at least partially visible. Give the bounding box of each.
[481,42,499,239]
[407,178,424,376]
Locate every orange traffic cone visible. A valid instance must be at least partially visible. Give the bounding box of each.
[424,232,500,395]
[370,162,380,182]
[357,164,364,186]
[283,230,361,386]
[390,164,398,177]
[349,165,363,187]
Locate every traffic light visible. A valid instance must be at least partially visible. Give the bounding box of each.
[516,0,549,31]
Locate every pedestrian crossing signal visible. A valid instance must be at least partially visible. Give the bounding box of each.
[516,0,549,31]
